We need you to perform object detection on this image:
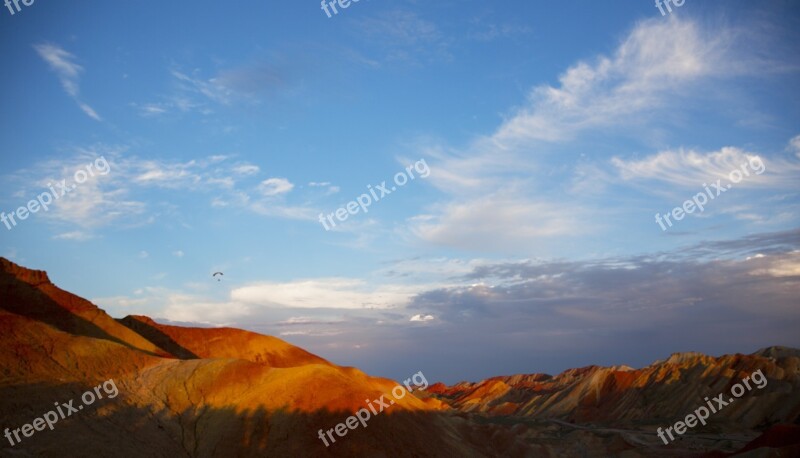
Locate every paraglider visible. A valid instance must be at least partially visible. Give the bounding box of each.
[213,272,223,282]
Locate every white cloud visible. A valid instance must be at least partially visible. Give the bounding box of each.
[410,192,589,251]
[78,103,102,121]
[410,314,434,322]
[258,177,294,196]
[42,178,146,230]
[163,295,250,324]
[33,43,101,121]
[173,250,184,258]
[52,231,94,241]
[232,164,260,175]
[493,18,743,146]
[748,251,800,277]
[426,17,761,185]
[7,150,214,236]
[33,43,82,96]
[405,17,785,251]
[249,202,317,221]
[10,150,146,233]
[309,181,340,195]
[790,135,800,158]
[91,295,150,308]
[278,330,343,337]
[94,286,251,325]
[211,191,250,208]
[231,278,419,310]
[137,103,168,117]
[278,317,326,325]
[171,70,233,105]
[132,159,201,187]
[4,146,322,236]
[612,140,800,189]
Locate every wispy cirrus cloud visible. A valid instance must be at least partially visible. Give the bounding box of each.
[33,43,102,121]
[790,135,800,158]
[603,136,800,224]
[171,69,234,106]
[52,231,96,241]
[136,58,294,117]
[469,22,532,42]
[309,181,340,195]
[611,137,800,189]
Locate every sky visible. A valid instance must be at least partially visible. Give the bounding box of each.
[1,0,799,384]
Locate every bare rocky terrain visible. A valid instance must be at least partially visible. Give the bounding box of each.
[1,257,799,457]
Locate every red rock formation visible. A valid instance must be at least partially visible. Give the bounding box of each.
[2,257,798,457]
[430,352,800,428]
[1,258,495,457]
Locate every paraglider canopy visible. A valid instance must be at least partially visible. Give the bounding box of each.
[213,272,223,281]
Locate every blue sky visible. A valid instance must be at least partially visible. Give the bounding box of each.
[1,0,799,383]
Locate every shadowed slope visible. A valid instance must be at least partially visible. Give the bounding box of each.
[0,257,170,357]
[117,315,199,359]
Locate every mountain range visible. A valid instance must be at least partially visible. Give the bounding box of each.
[1,257,798,457]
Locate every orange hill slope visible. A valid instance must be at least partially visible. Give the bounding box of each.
[2,258,517,458]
